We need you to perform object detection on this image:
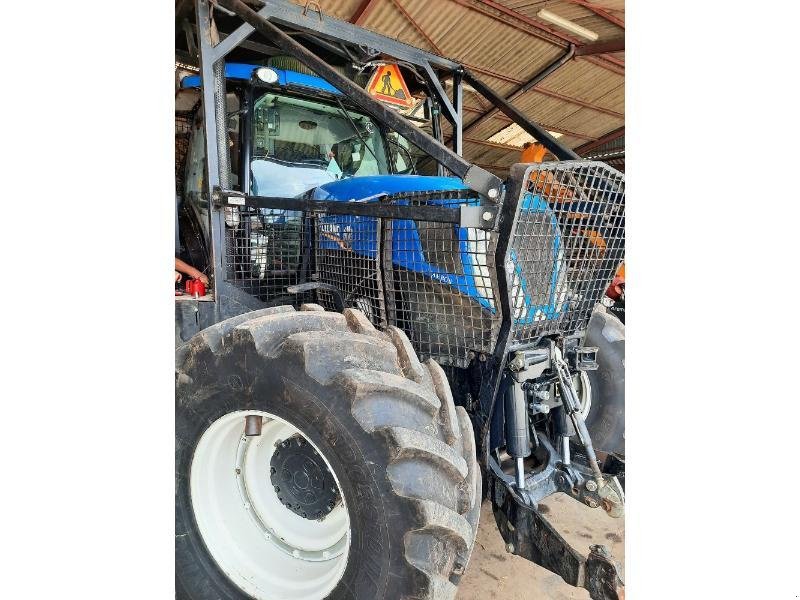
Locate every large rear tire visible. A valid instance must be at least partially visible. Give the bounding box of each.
[176,305,480,600]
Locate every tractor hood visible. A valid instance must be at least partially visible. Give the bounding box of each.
[310,175,468,202]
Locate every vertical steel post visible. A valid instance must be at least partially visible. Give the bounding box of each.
[196,0,227,318]
[241,86,253,194]
[452,70,463,155]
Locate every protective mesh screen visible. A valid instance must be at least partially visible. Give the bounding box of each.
[223,207,305,305]
[509,161,625,346]
[219,163,624,363]
[313,190,500,366]
[175,110,194,196]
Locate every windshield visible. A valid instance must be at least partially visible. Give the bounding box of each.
[250,92,390,197]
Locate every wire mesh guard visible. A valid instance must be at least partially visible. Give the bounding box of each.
[508,161,625,347]
[175,111,194,196]
[314,190,499,366]
[219,163,623,366]
[222,207,305,304]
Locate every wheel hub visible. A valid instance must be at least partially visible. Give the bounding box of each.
[270,436,340,520]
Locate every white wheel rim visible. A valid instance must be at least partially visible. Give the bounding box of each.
[575,371,593,421]
[190,410,351,600]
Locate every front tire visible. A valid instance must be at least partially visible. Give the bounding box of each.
[176,305,480,600]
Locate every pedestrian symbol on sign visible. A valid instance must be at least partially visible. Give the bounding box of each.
[366,64,415,108]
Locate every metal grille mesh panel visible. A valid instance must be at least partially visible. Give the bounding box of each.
[314,210,384,325]
[222,190,499,366]
[220,163,623,363]
[175,111,194,195]
[313,190,500,366]
[509,161,625,346]
[223,207,305,304]
[383,193,499,366]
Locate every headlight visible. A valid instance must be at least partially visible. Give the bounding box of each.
[255,67,279,84]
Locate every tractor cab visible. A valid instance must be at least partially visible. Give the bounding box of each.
[179,63,429,201]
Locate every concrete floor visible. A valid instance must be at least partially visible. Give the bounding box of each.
[457,494,625,600]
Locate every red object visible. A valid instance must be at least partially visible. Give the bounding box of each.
[605,275,625,300]
[185,279,206,297]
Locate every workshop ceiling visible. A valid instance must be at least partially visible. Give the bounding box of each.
[176,0,624,174]
[294,0,625,174]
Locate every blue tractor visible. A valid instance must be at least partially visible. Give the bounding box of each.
[175,3,625,600]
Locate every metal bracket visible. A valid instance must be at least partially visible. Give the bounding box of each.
[459,205,497,229]
[490,433,624,514]
[489,469,625,600]
[214,188,245,206]
[573,346,599,371]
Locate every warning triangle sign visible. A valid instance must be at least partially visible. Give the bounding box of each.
[366,64,415,108]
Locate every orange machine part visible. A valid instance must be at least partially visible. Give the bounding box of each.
[521,143,574,202]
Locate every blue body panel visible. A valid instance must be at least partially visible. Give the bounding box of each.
[312,175,468,200]
[180,63,341,95]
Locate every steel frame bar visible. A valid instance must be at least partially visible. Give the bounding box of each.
[196,0,226,314]
[244,0,460,71]
[451,70,464,154]
[217,191,496,229]
[387,0,443,55]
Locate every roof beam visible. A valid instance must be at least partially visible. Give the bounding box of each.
[569,0,625,29]
[465,137,527,152]
[532,87,623,119]
[350,0,379,25]
[460,106,596,141]
[462,45,574,136]
[387,0,443,54]
[575,126,624,155]
[462,0,624,73]
[461,65,623,119]
[575,37,625,57]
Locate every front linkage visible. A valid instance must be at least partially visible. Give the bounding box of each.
[471,162,625,599]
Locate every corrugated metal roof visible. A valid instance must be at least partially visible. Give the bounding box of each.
[289,0,624,175]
